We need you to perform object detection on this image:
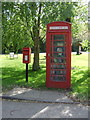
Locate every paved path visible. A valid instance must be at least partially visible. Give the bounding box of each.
[1,87,89,118]
[2,87,73,103]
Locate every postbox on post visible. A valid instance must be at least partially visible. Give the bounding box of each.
[22,47,31,82]
[46,21,71,88]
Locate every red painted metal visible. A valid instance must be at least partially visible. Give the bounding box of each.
[46,21,72,88]
[22,47,31,63]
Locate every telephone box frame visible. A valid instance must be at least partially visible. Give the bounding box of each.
[46,21,72,88]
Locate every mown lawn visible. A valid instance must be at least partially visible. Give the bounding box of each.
[71,53,89,101]
[0,52,89,101]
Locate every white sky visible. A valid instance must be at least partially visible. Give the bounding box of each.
[2,0,90,3]
[19,0,90,3]
[81,0,90,3]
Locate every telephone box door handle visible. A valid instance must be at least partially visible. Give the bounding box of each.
[48,53,50,57]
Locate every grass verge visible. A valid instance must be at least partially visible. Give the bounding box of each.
[1,53,89,101]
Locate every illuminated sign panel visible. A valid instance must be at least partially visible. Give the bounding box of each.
[50,26,68,30]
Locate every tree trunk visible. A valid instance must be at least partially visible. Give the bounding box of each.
[32,3,42,71]
[76,46,80,55]
[32,36,40,71]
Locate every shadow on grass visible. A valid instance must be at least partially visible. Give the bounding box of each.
[2,65,89,101]
[71,68,89,101]
[2,66,46,91]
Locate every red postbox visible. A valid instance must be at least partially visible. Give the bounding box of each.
[46,21,72,88]
[22,47,31,64]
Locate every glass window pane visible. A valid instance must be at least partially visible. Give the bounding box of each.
[50,76,66,82]
[53,41,65,46]
[53,35,65,40]
[50,70,66,75]
[51,64,66,69]
[51,59,66,63]
[54,47,65,52]
[53,53,66,58]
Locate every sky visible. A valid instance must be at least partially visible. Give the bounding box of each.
[2,0,90,4]
[81,0,90,3]
[19,0,90,3]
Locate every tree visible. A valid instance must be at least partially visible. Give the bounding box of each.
[30,2,78,70]
[2,2,33,54]
[71,2,88,53]
[2,2,79,70]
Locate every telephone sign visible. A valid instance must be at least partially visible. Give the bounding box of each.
[50,26,68,30]
[46,21,72,88]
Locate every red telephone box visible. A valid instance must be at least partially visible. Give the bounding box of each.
[22,47,31,63]
[46,21,71,88]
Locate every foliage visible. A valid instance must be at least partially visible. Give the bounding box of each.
[81,39,88,51]
[2,2,34,54]
[72,3,88,51]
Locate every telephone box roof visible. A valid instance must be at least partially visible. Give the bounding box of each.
[47,21,71,25]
